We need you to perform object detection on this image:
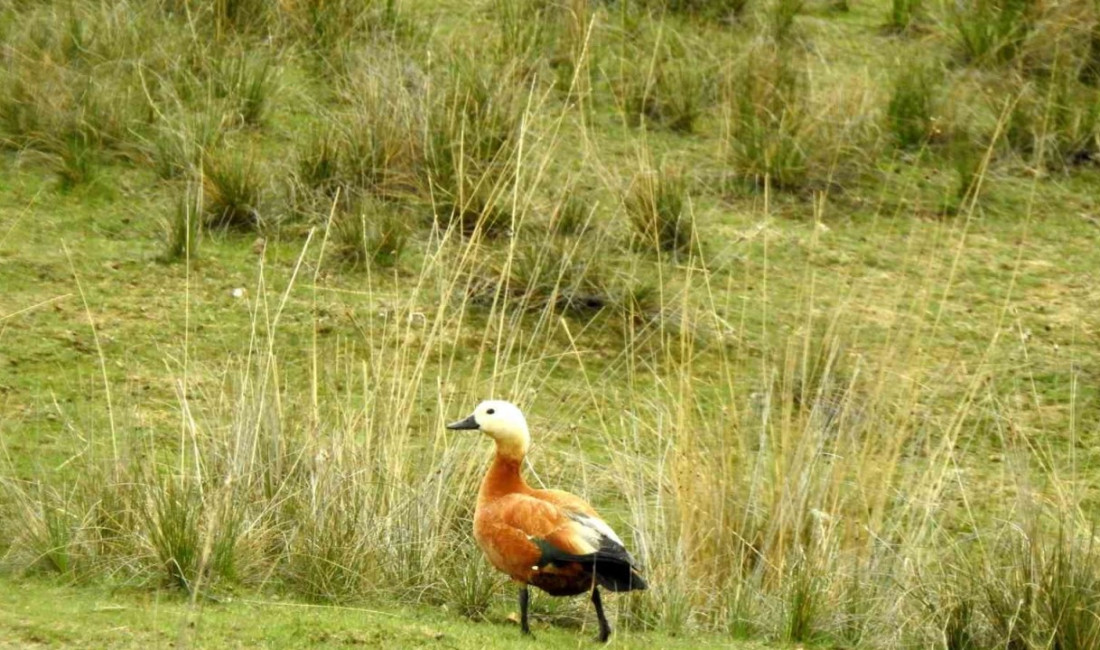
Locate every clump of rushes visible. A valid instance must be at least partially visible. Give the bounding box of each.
[288,0,367,49]
[0,74,43,150]
[297,128,343,196]
[614,26,713,134]
[547,0,594,98]
[328,199,412,269]
[330,52,424,203]
[160,189,202,263]
[618,56,711,134]
[150,108,227,180]
[1081,18,1100,86]
[201,149,265,230]
[211,0,273,37]
[949,0,1037,67]
[284,0,405,62]
[549,185,590,237]
[467,233,658,323]
[211,50,279,128]
[1002,71,1100,170]
[724,43,812,191]
[288,126,345,217]
[915,522,1100,650]
[885,0,922,33]
[141,477,204,590]
[946,128,984,211]
[886,60,942,150]
[50,127,100,190]
[768,0,806,43]
[423,58,523,236]
[492,0,550,67]
[624,165,694,256]
[633,0,750,22]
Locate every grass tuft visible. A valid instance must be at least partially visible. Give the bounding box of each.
[949,0,1038,67]
[886,60,942,150]
[624,165,695,255]
[160,190,202,264]
[767,0,805,43]
[50,128,100,190]
[423,59,523,237]
[328,199,413,270]
[723,43,814,191]
[614,30,713,133]
[201,149,266,231]
[885,0,922,34]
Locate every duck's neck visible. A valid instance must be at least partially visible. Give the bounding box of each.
[478,449,529,501]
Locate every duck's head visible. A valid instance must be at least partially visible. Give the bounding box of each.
[447,400,530,459]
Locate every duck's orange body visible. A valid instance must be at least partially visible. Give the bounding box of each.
[447,401,647,642]
[474,455,613,596]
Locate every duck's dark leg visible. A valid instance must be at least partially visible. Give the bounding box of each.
[591,586,611,643]
[519,585,531,635]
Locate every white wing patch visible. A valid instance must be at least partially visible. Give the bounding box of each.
[569,513,625,548]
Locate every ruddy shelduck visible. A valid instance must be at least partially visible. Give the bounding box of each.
[447,400,647,642]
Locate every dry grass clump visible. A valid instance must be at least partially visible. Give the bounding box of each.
[722,42,815,191]
[280,0,405,55]
[465,230,659,327]
[287,52,425,220]
[0,275,490,604]
[886,59,943,151]
[549,184,592,237]
[291,51,525,238]
[333,52,425,202]
[327,198,414,270]
[611,23,715,133]
[201,148,267,230]
[0,3,153,185]
[911,521,1100,649]
[1000,71,1100,170]
[623,165,695,255]
[160,188,203,263]
[948,0,1040,68]
[422,57,528,237]
[632,0,751,22]
[885,0,924,34]
[147,109,228,181]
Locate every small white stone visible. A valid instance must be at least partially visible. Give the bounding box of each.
[231,288,245,298]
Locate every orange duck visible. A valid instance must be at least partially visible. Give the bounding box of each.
[447,400,647,642]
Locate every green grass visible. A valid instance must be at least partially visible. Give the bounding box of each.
[0,577,753,649]
[2,0,1100,647]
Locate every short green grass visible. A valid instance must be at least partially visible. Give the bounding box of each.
[0,576,755,649]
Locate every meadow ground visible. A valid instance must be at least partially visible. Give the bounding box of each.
[0,578,759,649]
[2,0,1100,647]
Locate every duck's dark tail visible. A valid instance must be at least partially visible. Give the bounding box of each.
[590,555,648,592]
[534,538,648,592]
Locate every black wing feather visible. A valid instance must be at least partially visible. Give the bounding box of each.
[532,535,648,592]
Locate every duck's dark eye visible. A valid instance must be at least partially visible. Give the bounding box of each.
[487,408,496,415]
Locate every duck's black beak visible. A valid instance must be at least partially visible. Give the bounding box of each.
[446,414,480,430]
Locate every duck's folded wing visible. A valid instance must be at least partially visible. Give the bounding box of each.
[486,495,647,592]
[486,494,594,554]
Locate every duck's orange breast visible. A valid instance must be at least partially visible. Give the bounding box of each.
[475,493,595,577]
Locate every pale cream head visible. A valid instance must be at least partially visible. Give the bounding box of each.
[446,400,530,459]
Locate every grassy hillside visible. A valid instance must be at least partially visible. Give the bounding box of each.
[2,0,1100,647]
